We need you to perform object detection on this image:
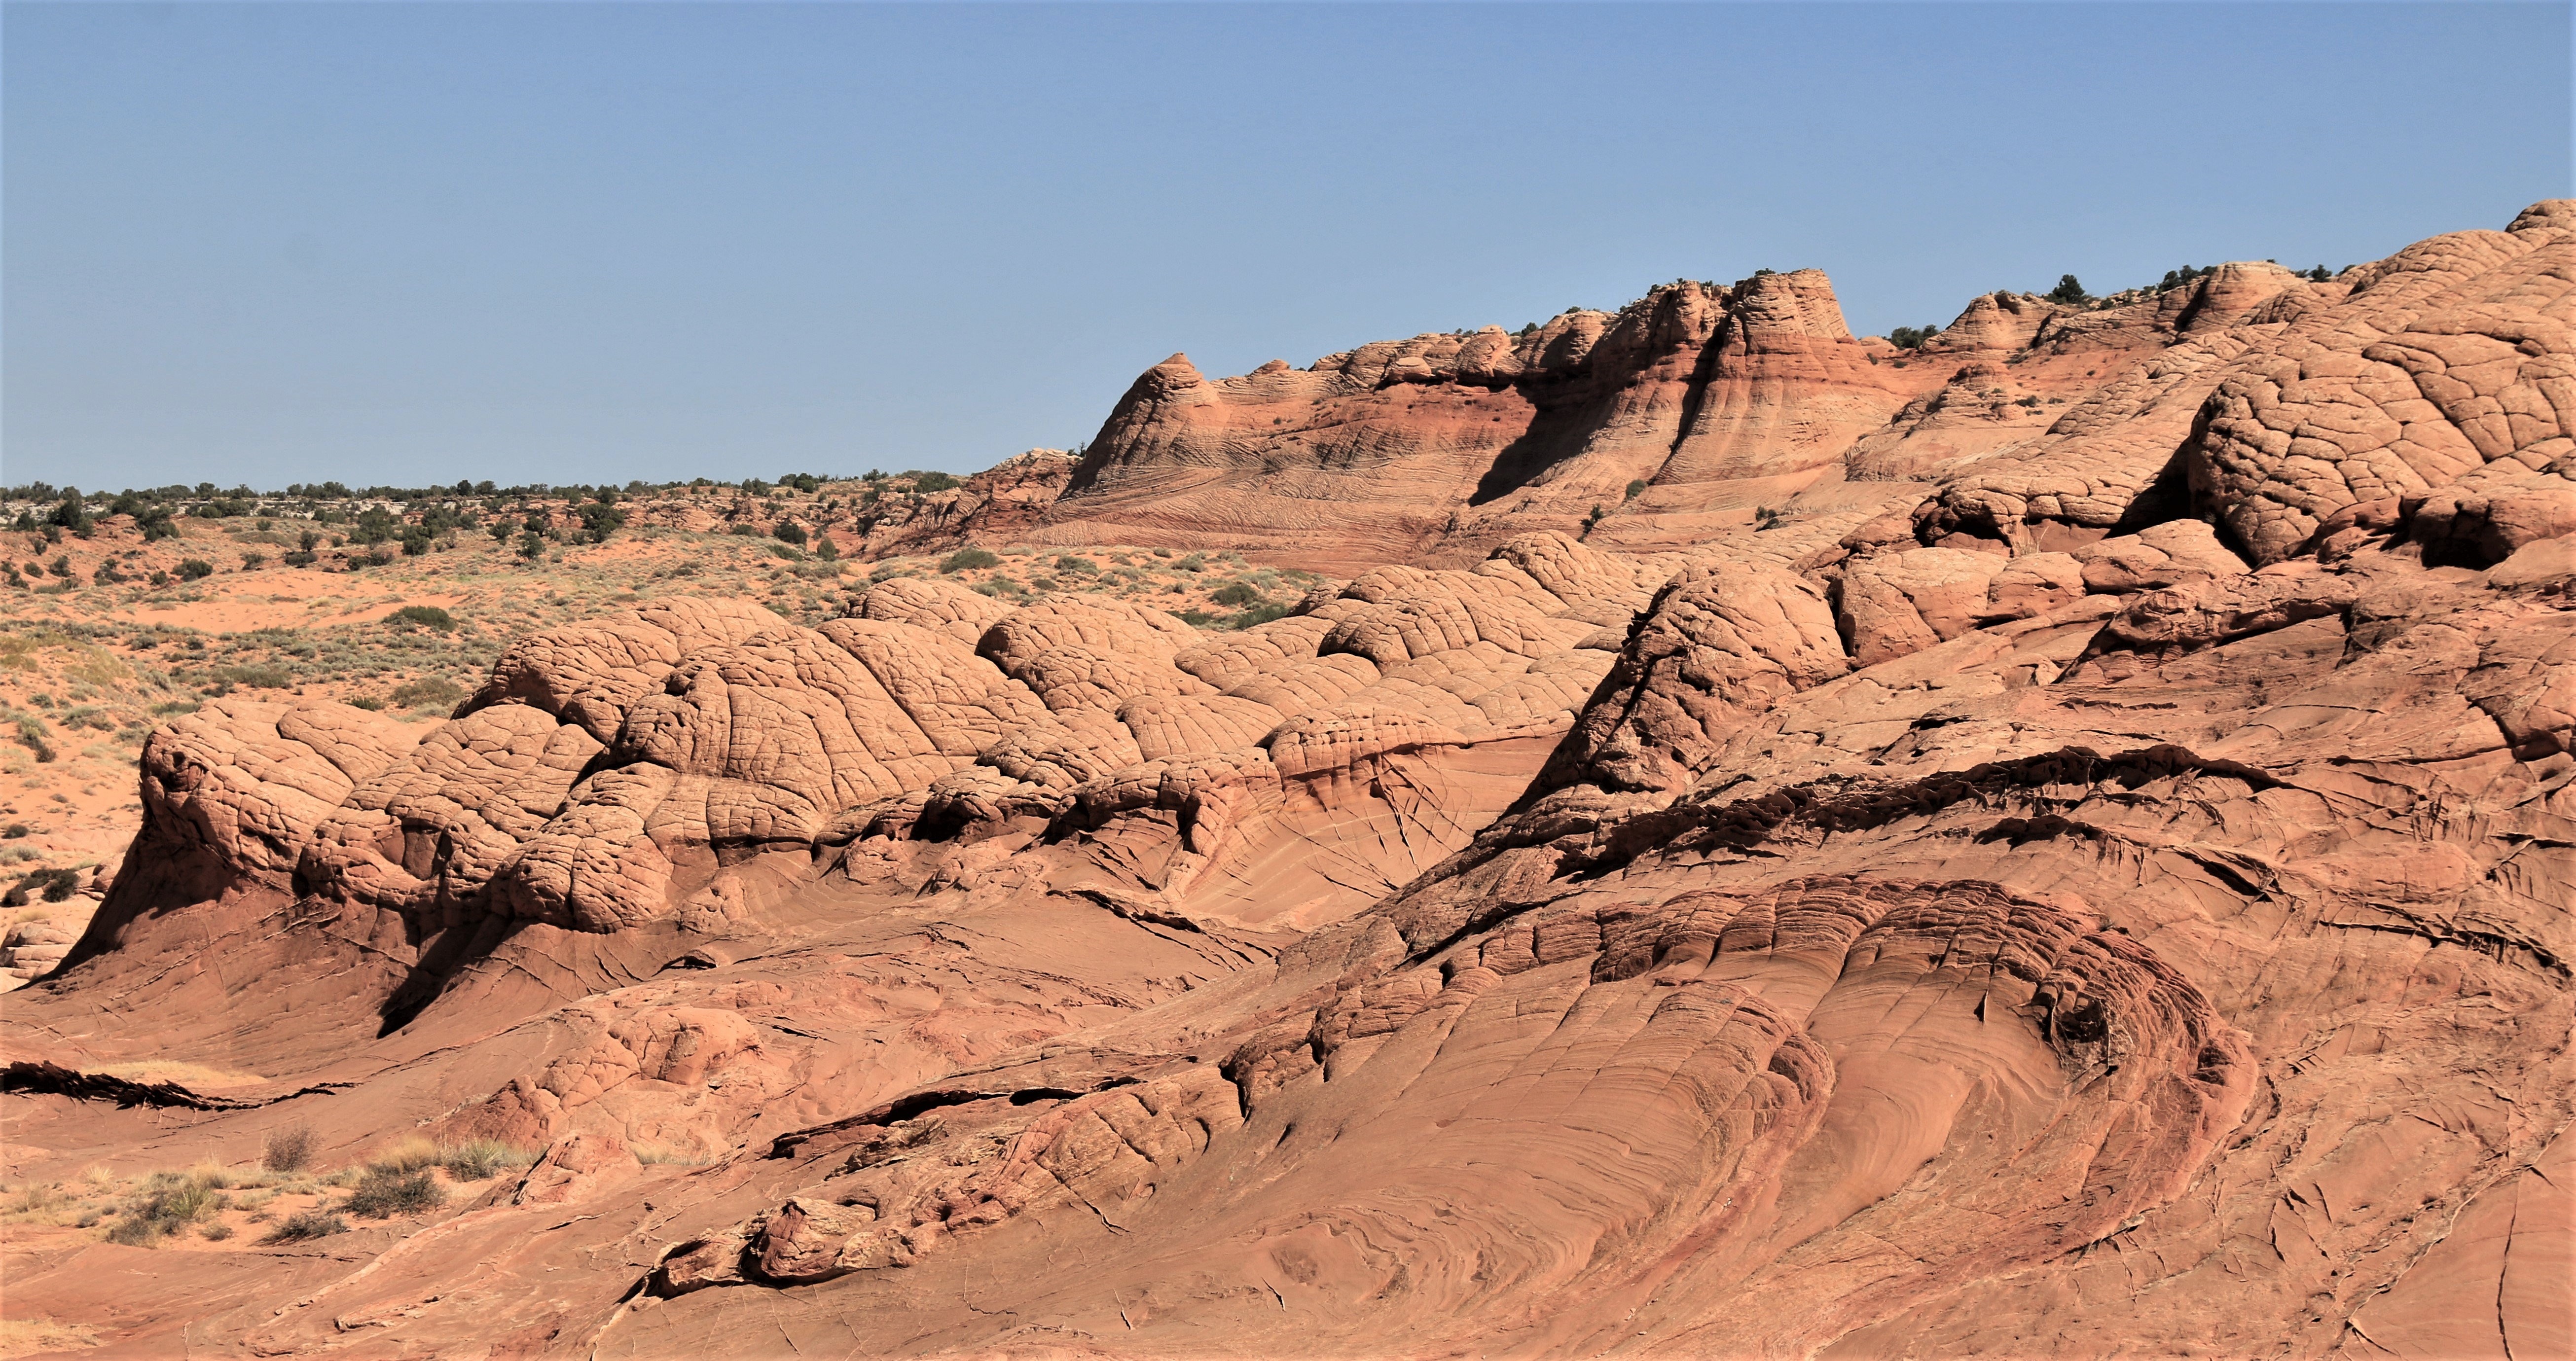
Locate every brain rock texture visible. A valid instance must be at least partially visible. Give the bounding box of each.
[5,203,2574,1361]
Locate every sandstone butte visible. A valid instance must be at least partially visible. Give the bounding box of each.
[3,202,2573,1361]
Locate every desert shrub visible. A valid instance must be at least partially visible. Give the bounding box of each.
[1625,479,1647,500]
[2043,274,2090,304]
[388,605,456,631]
[1053,555,1098,576]
[1210,579,1265,608]
[260,1209,347,1243]
[727,523,763,537]
[390,677,465,712]
[344,1167,443,1219]
[347,694,385,711]
[106,1170,224,1245]
[5,869,82,907]
[773,522,808,546]
[218,663,294,689]
[240,552,267,569]
[439,1140,536,1182]
[1173,552,1206,573]
[176,559,215,581]
[1181,603,1291,632]
[263,1125,318,1173]
[910,471,960,493]
[939,547,1000,573]
[516,532,546,560]
[199,1220,234,1241]
[48,496,93,537]
[575,501,626,543]
[1887,325,1940,350]
[2,824,25,839]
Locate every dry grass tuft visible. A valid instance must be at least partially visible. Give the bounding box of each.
[366,1135,441,1175]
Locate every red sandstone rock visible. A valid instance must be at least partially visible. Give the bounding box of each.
[3,204,2572,1361]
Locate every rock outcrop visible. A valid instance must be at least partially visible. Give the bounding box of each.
[3,203,2572,1361]
[1025,271,1914,570]
[839,449,1078,559]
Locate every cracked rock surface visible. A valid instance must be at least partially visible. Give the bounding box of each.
[4,203,2573,1361]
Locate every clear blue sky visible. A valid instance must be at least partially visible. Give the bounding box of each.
[6,2,2568,491]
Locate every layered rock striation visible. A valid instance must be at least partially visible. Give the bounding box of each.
[4,202,2572,1361]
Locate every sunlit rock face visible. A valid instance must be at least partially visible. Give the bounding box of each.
[5,202,2573,1361]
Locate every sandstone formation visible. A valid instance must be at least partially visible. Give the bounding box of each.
[3,203,2573,1361]
[839,449,1077,559]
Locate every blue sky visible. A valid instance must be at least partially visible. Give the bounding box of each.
[5,2,2569,490]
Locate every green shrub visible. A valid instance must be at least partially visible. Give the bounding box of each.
[5,869,83,907]
[1053,556,1098,576]
[343,1166,443,1219]
[773,522,808,546]
[576,501,627,543]
[176,559,215,581]
[910,471,960,493]
[939,547,1000,574]
[2043,274,2090,304]
[1625,480,1647,500]
[1173,552,1206,573]
[349,696,386,711]
[1210,580,1265,608]
[388,605,456,631]
[1887,325,1940,350]
[12,715,54,764]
